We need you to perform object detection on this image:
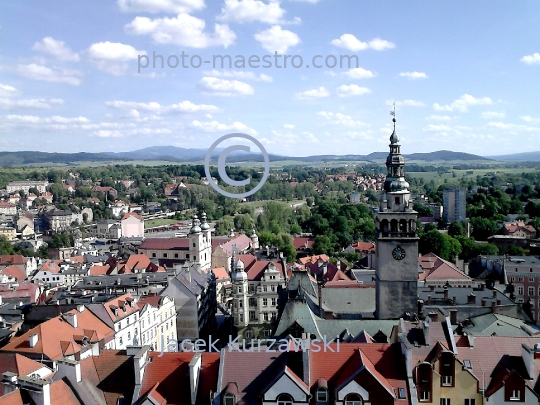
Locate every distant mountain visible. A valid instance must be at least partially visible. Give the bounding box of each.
[487,151,540,162]
[0,148,497,167]
[0,151,130,166]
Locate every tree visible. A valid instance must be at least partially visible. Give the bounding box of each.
[419,230,462,261]
[312,235,333,255]
[0,236,15,255]
[413,203,434,217]
[507,245,525,256]
[448,221,466,237]
[470,217,499,241]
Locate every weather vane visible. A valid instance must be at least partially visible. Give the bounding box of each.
[389,102,396,129]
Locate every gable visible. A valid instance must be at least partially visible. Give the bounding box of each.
[337,379,370,401]
[263,372,309,402]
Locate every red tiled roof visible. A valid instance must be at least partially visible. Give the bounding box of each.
[139,238,190,250]
[49,379,82,405]
[213,267,229,281]
[293,237,314,249]
[1,308,114,361]
[89,265,109,276]
[418,253,471,282]
[122,212,143,221]
[299,254,329,265]
[350,241,376,252]
[117,254,162,274]
[137,295,163,308]
[139,352,220,404]
[0,255,26,266]
[0,389,25,405]
[246,261,284,281]
[1,265,26,282]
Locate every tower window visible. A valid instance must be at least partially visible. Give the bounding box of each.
[395,197,400,205]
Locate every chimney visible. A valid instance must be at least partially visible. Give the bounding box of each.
[452,296,457,305]
[491,300,496,313]
[492,290,497,298]
[185,267,191,283]
[481,298,486,307]
[427,295,431,305]
[63,313,78,328]
[77,305,85,312]
[302,344,310,385]
[318,283,323,318]
[130,346,150,385]
[522,344,535,379]
[467,293,476,305]
[422,320,430,345]
[325,310,333,320]
[430,285,435,292]
[449,309,458,325]
[189,353,202,405]
[2,372,17,395]
[56,359,82,383]
[428,312,438,322]
[18,376,51,405]
[29,333,39,348]
[443,287,449,299]
[463,262,469,275]
[417,299,424,315]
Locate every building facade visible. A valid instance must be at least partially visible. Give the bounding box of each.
[443,186,467,223]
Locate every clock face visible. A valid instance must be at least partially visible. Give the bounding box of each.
[392,246,406,260]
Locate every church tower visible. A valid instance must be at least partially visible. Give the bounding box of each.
[188,213,212,272]
[231,255,249,328]
[375,109,419,319]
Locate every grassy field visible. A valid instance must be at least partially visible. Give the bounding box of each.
[241,199,305,210]
[407,167,540,187]
[144,218,179,228]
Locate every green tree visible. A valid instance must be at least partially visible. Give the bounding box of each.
[312,235,333,255]
[419,230,462,261]
[448,221,466,237]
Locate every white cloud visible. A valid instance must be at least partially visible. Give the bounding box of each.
[254,25,300,53]
[218,0,291,24]
[106,100,221,114]
[434,94,492,112]
[294,86,329,100]
[283,123,294,129]
[0,84,18,98]
[399,71,427,80]
[317,111,368,128]
[117,0,205,13]
[203,69,273,82]
[386,99,426,107]
[342,67,375,79]
[520,53,540,65]
[521,116,540,124]
[14,64,83,85]
[0,97,64,110]
[331,34,394,52]
[198,77,254,96]
[86,41,145,76]
[423,124,451,132]
[125,14,236,48]
[425,115,452,121]
[336,84,371,97]
[488,122,540,132]
[481,111,505,119]
[32,37,80,62]
[261,130,318,149]
[190,119,257,135]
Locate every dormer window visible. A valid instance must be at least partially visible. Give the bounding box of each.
[316,388,328,402]
[223,393,235,405]
[345,394,362,405]
[277,394,293,405]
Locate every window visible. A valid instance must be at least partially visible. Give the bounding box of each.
[175,253,178,258]
[192,243,196,247]
[271,298,277,306]
[224,393,235,405]
[128,332,131,340]
[529,287,535,296]
[263,285,267,292]
[186,254,189,259]
[249,285,254,292]
[262,298,268,306]
[263,312,269,321]
[518,286,524,295]
[345,394,362,405]
[398,388,406,399]
[440,399,450,405]
[441,375,452,386]
[530,277,535,282]
[249,298,257,307]
[239,314,243,322]
[519,277,524,282]
[510,390,520,400]
[238,287,242,294]
[420,391,430,401]
[316,388,328,402]
[119,336,123,345]
[395,197,400,205]
[271,285,276,292]
[238,301,243,308]
[277,394,293,405]
[152,253,156,258]
[464,400,475,405]
[163,253,168,258]
[249,311,256,321]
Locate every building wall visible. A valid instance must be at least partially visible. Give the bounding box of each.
[121,216,144,238]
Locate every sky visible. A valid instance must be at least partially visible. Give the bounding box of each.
[0,0,539,157]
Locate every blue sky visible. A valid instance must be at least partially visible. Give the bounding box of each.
[0,0,539,156]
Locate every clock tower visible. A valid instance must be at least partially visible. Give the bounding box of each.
[375,111,419,319]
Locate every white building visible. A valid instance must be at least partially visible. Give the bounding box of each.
[138,294,177,352]
[121,212,144,238]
